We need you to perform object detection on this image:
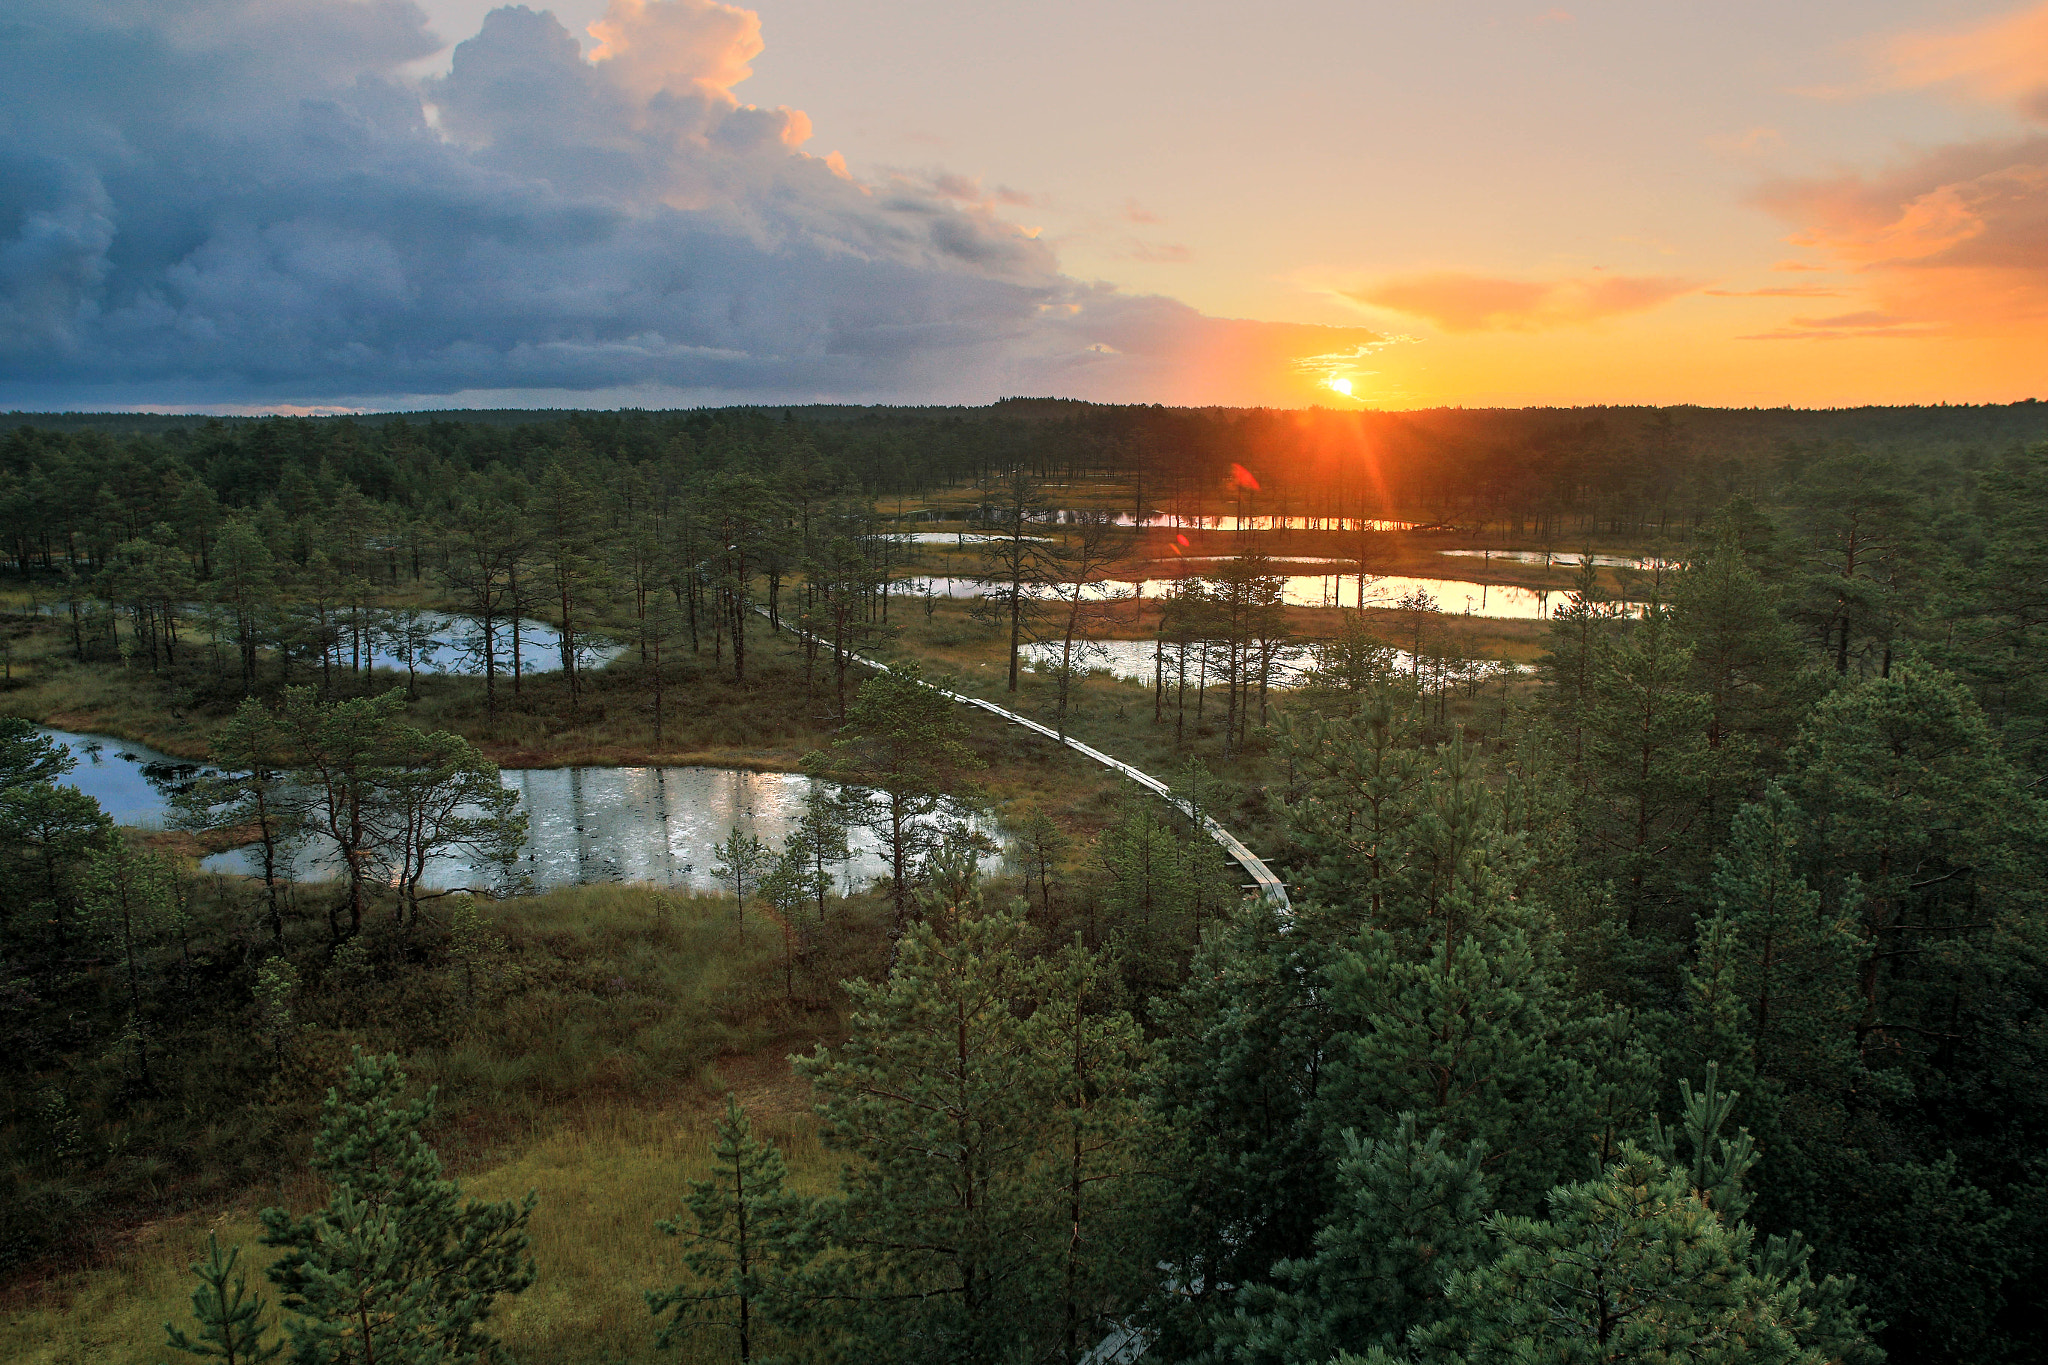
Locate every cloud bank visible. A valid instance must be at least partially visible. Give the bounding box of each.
[0,0,1373,408]
[1754,2,2048,336]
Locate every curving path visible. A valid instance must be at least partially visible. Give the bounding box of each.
[763,610,1201,1364]
[759,610,1289,911]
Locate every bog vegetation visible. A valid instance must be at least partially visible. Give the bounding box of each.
[2,401,2047,1365]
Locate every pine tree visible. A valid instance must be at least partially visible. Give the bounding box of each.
[255,956,302,1066]
[1093,791,1193,976]
[1315,736,1626,1211]
[1228,1116,1493,1365]
[1140,896,1332,1355]
[161,1234,284,1364]
[1272,695,1428,932]
[1009,803,1069,919]
[711,828,771,923]
[445,901,510,1011]
[1686,787,1859,1101]
[1668,521,1808,767]
[788,893,1048,1362]
[1580,605,1713,941]
[1027,939,1154,1363]
[789,779,852,922]
[1946,441,2048,773]
[1785,449,1924,677]
[275,686,409,941]
[173,697,307,951]
[528,461,603,704]
[1780,665,2037,1066]
[971,466,1054,692]
[805,663,983,944]
[1536,556,1618,776]
[1368,1072,1876,1365]
[1395,1147,1835,1365]
[260,1051,537,1365]
[649,1095,795,1361]
[79,839,179,1093]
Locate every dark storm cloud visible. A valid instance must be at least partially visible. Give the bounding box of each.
[0,0,1376,408]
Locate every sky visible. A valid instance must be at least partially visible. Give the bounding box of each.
[4,0,2047,412]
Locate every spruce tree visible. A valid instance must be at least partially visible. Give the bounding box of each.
[260,1051,536,1365]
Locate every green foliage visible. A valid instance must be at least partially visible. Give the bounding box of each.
[259,1050,537,1365]
[789,896,1047,1362]
[710,829,772,919]
[1227,1116,1493,1365]
[1646,1064,1759,1226]
[0,714,75,790]
[445,901,510,1011]
[255,956,303,1064]
[1402,1147,1832,1365]
[649,1095,795,1360]
[161,1234,285,1365]
[805,663,983,937]
[786,884,1152,1364]
[1579,605,1713,940]
[1093,791,1195,982]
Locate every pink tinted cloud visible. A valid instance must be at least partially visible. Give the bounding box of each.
[1746,5,2048,334]
[1881,2,2048,117]
[588,0,761,102]
[1757,138,2048,330]
[1344,271,1697,332]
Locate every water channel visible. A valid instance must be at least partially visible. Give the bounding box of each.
[1018,638,1531,686]
[35,727,986,896]
[1437,549,1672,570]
[897,570,1628,620]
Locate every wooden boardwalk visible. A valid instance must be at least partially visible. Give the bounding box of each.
[760,610,1289,911]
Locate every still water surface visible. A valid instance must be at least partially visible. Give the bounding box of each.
[10,603,620,678]
[36,728,982,895]
[898,571,1620,620]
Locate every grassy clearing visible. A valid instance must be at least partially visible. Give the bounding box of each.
[0,878,879,1308]
[0,1107,838,1365]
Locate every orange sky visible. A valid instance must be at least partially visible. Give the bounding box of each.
[701,0,2048,408]
[15,0,2047,412]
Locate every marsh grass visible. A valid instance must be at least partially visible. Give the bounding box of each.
[0,1107,839,1365]
[0,879,878,1313]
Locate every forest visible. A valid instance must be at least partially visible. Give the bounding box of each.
[1,399,2045,1365]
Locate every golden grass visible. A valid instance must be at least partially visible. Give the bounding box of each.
[0,1107,839,1365]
